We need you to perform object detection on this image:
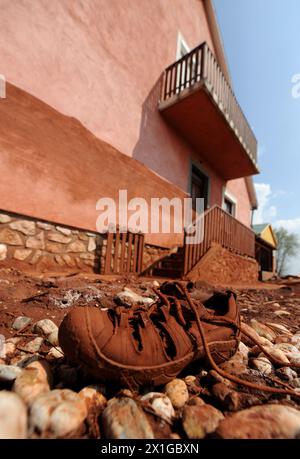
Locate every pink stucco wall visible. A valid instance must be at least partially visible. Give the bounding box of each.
[226,178,252,227]
[0,0,252,235]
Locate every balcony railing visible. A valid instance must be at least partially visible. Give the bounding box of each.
[159,42,257,165]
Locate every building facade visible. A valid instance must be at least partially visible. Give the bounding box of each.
[0,0,259,278]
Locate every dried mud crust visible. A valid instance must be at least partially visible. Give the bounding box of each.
[0,267,299,439]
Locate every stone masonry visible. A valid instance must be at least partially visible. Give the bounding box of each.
[0,210,104,272]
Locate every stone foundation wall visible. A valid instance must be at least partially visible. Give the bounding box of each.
[185,243,259,284]
[0,210,172,274]
[0,210,104,272]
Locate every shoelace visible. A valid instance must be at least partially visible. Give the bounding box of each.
[172,282,300,399]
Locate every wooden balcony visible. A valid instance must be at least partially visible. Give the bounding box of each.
[158,42,259,180]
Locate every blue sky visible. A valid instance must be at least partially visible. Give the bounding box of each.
[214,0,300,274]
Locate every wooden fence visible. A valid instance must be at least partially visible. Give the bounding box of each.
[103,229,144,275]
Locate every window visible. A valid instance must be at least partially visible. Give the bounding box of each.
[224,197,235,216]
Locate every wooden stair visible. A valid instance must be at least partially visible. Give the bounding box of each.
[151,247,184,278]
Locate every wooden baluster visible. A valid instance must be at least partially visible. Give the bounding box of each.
[113,229,120,273]
[119,231,127,273]
[104,232,113,274]
[126,232,133,273]
[132,233,139,273]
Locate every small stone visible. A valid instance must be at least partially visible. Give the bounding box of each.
[0,228,23,245]
[9,220,36,235]
[290,378,300,389]
[62,254,76,267]
[79,385,107,410]
[219,353,248,376]
[276,367,297,382]
[250,319,276,342]
[152,280,160,287]
[237,342,250,361]
[23,337,44,353]
[115,289,155,307]
[274,343,300,362]
[13,248,32,261]
[48,232,72,244]
[33,319,58,337]
[266,323,291,336]
[47,347,64,359]
[88,237,96,252]
[30,250,42,264]
[184,375,197,386]
[67,241,86,253]
[0,339,17,359]
[273,310,291,317]
[251,356,273,375]
[12,316,32,331]
[13,363,51,405]
[188,397,206,406]
[182,404,224,439]
[262,348,290,364]
[140,392,175,421]
[164,379,189,409]
[0,364,22,383]
[0,214,12,223]
[29,389,87,438]
[47,329,59,346]
[0,244,7,261]
[37,222,53,230]
[56,226,72,235]
[46,242,64,254]
[240,322,263,346]
[0,391,27,438]
[216,404,300,439]
[102,397,154,439]
[25,232,45,250]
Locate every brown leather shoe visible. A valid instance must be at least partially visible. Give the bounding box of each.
[58,282,240,388]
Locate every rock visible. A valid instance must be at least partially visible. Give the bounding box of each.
[240,322,263,346]
[88,237,96,252]
[208,370,232,386]
[0,244,7,261]
[250,320,276,342]
[30,250,42,264]
[152,280,160,287]
[13,249,32,260]
[67,241,86,253]
[290,378,300,389]
[0,214,12,223]
[79,386,107,410]
[0,228,23,245]
[274,343,300,363]
[25,232,45,250]
[30,389,87,438]
[56,226,72,235]
[115,288,155,307]
[140,392,175,421]
[266,323,291,336]
[0,391,27,438]
[33,319,58,337]
[276,367,297,382]
[251,356,273,375]
[184,375,197,386]
[267,348,290,364]
[37,222,53,230]
[164,379,189,409]
[182,404,224,439]
[47,347,64,359]
[46,242,64,254]
[23,337,44,353]
[102,397,154,439]
[12,316,32,331]
[237,342,250,361]
[0,364,22,383]
[0,338,18,359]
[290,334,300,349]
[219,353,248,376]
[273,310,291,317]
[48,232,72,244]
[47,329,59,346]
[188,397,206,406]
[12,360,51,405]
[216,404,300,439]
[9,220,36,235]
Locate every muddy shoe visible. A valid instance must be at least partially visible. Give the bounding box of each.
[58,282,240,388]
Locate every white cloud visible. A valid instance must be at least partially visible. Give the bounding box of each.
[253,183,277,224]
